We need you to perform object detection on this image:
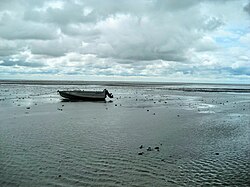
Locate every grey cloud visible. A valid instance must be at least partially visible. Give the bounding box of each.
[23,0,152,26]
[0,48,16,56]
[0,40,18,56]
[0,0,44,11]
[30,42,67,57]
[24,2,90,25]
[29,37,82,57]
[154,0,236,12]
[81,12,203,62]
[154,0,201,11]
[203,17,224,31]
[244,1,250,15]
[0,13,58,40]
[60,24,100,39]
[0,0,22,11]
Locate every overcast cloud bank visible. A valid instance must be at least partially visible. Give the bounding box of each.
[0,0,249,83]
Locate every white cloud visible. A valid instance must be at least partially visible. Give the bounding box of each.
[240,33,250,45]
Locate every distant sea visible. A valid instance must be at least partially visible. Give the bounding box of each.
[1,79,250,89]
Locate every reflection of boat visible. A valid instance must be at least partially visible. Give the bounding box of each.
[58,89,113,101]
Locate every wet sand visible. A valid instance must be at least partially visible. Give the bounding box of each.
[0,82,249,186]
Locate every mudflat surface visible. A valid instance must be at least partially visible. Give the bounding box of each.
[0,83,249,186]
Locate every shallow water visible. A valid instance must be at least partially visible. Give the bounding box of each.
[0,82,249,186]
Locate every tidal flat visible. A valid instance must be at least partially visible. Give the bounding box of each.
[0,81,249,186]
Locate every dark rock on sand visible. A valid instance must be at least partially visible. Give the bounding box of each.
[139,145,143,149]
[147,147,152,151]
[138,152,144,155]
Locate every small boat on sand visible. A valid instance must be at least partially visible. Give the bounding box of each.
[58,89,113,101]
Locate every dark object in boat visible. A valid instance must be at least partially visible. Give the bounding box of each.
[58,89,113,101]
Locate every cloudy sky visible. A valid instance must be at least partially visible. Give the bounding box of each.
[0,0,249,83]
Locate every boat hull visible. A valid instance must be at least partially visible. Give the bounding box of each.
[58,91,106,101]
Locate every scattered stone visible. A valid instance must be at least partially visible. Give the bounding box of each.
[62,105,64,107]
[215,152,219,155]
[154,146,160,151]
[161,159,165,162]
[147,109,149,112]
[138,152,144,155]
[139,145,143,149]
[177,115,180,117]
[147,147,152,151]
[58,175,61,177]
[26,107,30,109]
[115,104,117,106]
[153,113,155,115]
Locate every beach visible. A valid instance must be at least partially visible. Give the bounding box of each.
[0,81,249,186]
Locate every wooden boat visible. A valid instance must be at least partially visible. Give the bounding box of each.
[58,89,113,101]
